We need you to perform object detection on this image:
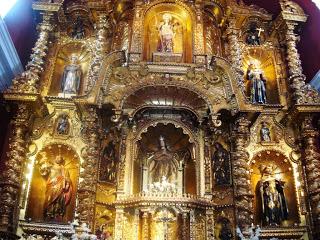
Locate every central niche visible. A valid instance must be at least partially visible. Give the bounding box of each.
[143,3,193,63]
[133,123,196,195]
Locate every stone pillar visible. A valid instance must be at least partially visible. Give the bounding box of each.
[141,211,150,240]
[301,115,320,239]
[9,13,53,93]
[77,107,100,229]
[181,212,189,240]
[86,14,109,93]
[0,104,30,237]
[231,115,253,231]
[225,16,244,87]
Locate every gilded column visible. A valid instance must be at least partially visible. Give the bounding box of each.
[78,107,100,229]
[114,208,124,240]
[181,212,189,240]
[284,22,306,104]
[85,14,109,93]
[9,13,53,93]
[231,115,253,230]
[204,137,212,196]
[129,3,143,63]
[205,209,214,240]
[301,115,320,238]
[0,104,30,235]
[142,211,150,240]
[225,16,244,87]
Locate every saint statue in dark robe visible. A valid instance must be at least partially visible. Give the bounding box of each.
[61,55,82,94]
[258,165,288,226]
[212,143,231,186]
[247,62,267,104]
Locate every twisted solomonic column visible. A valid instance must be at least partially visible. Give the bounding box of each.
[78,107,100,229]
[231,115,253,230]
[0,105,30,236]
[301,115,320,238]
[8,13,53,94]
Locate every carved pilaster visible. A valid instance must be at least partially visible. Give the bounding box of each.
[301,115,320,238]
[114,208,124,240]
[231,115,253,230]
[205,209,214,240]
[0,104,30,235]
[181,212,189,240]
[225,17,244,87]
[86,14,110,93]
[142,211,150,240]
[129,4,143,62]
[8,13,53,93]
[204,137,212,196]
[78,107,100,229]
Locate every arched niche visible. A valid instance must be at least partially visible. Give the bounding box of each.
[243,48,280,104]
[49,42,90,96]
[250,150,299,227]
[26,144,80,223]
[132,122,197,195]
[143,2,193,62]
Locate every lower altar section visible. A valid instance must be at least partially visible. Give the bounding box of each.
[112,193,213,240]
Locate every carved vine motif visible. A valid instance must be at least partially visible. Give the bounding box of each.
[78,107,100,228]
[8,14,53,94]
[302,116,320,230]
[0,105,30,232]
[231,115,253,229]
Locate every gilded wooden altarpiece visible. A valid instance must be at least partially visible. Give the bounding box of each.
[0,0,320,240]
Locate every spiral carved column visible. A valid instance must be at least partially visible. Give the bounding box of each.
[9,13,53,93]
[231,115,253,230]
[225,17,244,88]
[284,22,306,104]
[302,115,320,239]
[0,105,30,236]
[86,14,110,93]
[78,107,100,229]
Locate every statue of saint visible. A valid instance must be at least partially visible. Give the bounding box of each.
[260,122,271,142]
[212,143,231,186]
[258,165,288,226]
[61,54,82,94]
[148,135,178,182]
[40,155,73,221]
[72,16,85,39]
[158,13,175,52]
[247,62,267,104]
[56,114,69,135]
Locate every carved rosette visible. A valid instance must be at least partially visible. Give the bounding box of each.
[8,13,53,94]
[225,17,244,88]
[0,105,30,233]
[78,107,100,228]
[301,115,320,236]
[85,14,110,93]
[231,115,253,230]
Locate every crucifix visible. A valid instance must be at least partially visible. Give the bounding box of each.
[257,27,265,37]
[156,210,175,240]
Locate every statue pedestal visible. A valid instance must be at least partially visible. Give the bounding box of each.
[58,93,76,98]
[152,52,183,63]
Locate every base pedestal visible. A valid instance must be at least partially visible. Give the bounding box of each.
[152,52,183,63]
